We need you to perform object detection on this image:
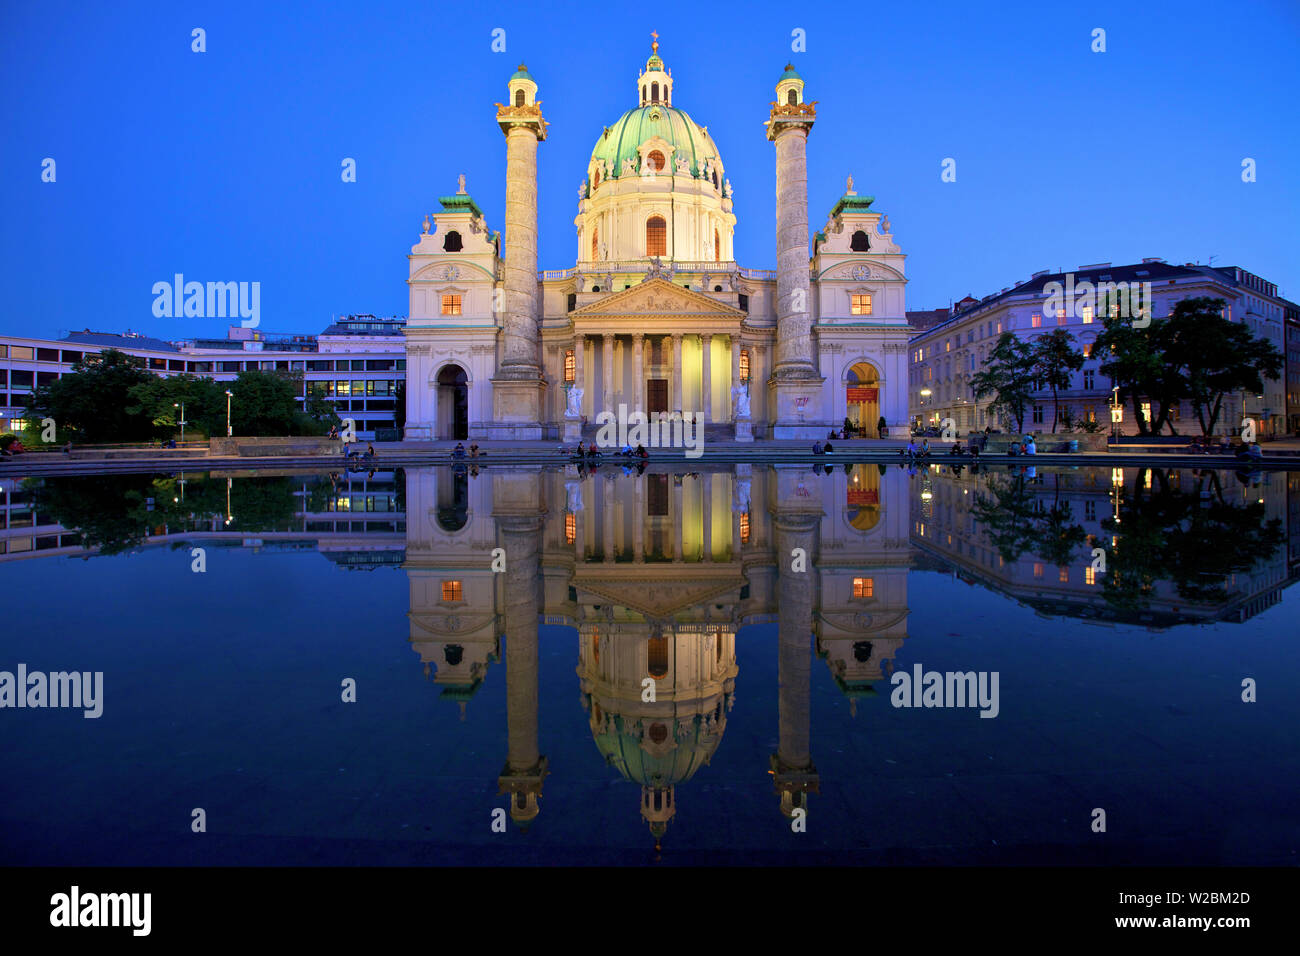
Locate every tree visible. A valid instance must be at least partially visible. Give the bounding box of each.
[227,370,298,436]
[971,333,1034,433]
[125,373,227,439]
[23,349,156,443]
[1030,328,1085,433]
[1092,312,1182,435]
[1162,297,1284,438]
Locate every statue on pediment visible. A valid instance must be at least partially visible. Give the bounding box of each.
[731,383,751,420]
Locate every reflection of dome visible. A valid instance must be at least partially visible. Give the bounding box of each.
[592,712,723,787]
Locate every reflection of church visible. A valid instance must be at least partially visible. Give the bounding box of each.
[404,462,912,842]
[402,36,911,441]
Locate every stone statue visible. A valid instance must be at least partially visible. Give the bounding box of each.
[622,157,637,176]
[732,383,751,419]
[724,178,734,199]
[603,272,613,291]
[675,154,691,175]
[575,273,585,292]
[599,240,608,261]
[880,214,891,234]
[846,174,854,193]
[565,480,583,512]
[457,173,467,194]
[565,385,583,419]
[578,180,586,200]
[733,477,751,511]
[421,215,430,235]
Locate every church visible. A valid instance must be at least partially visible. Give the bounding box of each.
[402,37,911,442]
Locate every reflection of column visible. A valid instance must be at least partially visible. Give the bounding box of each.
[603,477,615,562]
[701,333,713,423]
[672,333,683,412]
[573,478,585,561]
[634,474,644,562]
[573,334,584,408]
[603,333,615,415]
[497,511,547,828]
[673,478,684,561]
[771,512,819,817]
[633,332,644,415]
[702,472,713,562]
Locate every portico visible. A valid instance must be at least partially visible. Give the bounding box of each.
[564,278,750,429]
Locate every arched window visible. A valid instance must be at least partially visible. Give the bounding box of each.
[514,89,524,107]
[787,89,798,106]
[641,85,646,104]
[592,166,600,187]
[443,230,462,252]
[646,150,665,172]
[714,229,720,262]
[591,227,598,261]
[648,636,668,678]
[651,81,659,102]
[851,230,870,251]
[645,216,666,257]
[712,170,719,188]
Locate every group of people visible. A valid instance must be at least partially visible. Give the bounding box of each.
[812,440,836,455]
[451,442,482,459]
[346,442,377,461]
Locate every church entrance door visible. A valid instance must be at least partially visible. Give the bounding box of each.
[647,378,668,414]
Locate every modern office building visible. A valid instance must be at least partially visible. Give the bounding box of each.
[0,316,406,440]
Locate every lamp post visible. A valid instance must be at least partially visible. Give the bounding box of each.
[225,390,233,437]
[173,402,186,443]
[1110,386,1121,440]
[919,388,931,431]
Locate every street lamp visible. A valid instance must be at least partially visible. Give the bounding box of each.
[173,402,186,443]
[224,390,233,437]
[919,388,932,430]
[1110,386,1121,440]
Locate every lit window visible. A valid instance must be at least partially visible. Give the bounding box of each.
[1085,567,1097,586]
[648,636,668,678]
[441,294,462,316]
[1081,306,1093,324]
[1033,563,1044,578]
[1083,343,1093,358]
[853,577,874,598]
[739,349,750,383]
[565,512,576,545]
[645,216,667,257]
[1059,567,1069,583]
[739,511,750,543]
[441,580,463,602]
[851,293,872,315]
[1031,313,1042,328]
[564,349,575,383]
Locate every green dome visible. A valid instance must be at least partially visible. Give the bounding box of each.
[510,63,533,82]
[646,54,664,70]
[590,104,721,180]
[779,63,802,81]
[593,713,721,786]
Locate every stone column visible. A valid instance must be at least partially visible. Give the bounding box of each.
[768,78,824,439]
[603,333,615,420]
[770,510,820,817]
[672,333,683,412]
[701,333,712,423]
[492,85,548,440]
[633,332,644,416]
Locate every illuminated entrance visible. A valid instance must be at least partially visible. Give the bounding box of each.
[846,363,881,438]
[845,464,882,531]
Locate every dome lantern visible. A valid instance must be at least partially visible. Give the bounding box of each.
[637,31,673,107]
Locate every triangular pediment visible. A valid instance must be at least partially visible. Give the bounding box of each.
[575,572,747,618]
[571,277,745,320]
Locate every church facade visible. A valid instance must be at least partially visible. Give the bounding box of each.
[403,39,911,442]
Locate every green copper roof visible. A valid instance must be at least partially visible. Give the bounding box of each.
[779,63,802,81]
[589,104,721,180]
[829,193,875,218]
[510,63,533,82]
[592,713,721,786]
[646,54,664,70]
[438,193,484,218]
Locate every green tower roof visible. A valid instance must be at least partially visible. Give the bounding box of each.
[779,63,802,82]
[510,63,533,82]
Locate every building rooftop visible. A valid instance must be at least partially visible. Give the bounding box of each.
[60,331,180,352]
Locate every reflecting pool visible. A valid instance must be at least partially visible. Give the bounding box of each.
[1,462,1297,865]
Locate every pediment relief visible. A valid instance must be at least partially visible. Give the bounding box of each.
[818,260,904,282]
[570,277,744,319]
[576,574,747,617]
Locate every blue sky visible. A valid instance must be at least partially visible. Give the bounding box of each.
[2,0,1297,341]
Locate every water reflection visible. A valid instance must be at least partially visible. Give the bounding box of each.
[1,462,1295,856]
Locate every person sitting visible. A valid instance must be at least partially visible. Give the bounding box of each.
[1008,442,1019,456]
[920,439,930,457]
[812,441,824,455]
[904,439,917,458]
[1024,437,1037,455]
[1236,441,1263,460]
[823,440,834,454]
[362,442,375,460]
[952,440,965,456]
[635,443,648,459]
[586,442,599,458]
[452,442,466,459]
[469,442,480,458]
[969,443,980,459]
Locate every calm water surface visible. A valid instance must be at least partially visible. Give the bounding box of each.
[1,463,1297,865]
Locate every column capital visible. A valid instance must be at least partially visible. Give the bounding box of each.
[632,332,645,344]
[497,105,549,141]
[701,332,713,343]
[602,331,614,342]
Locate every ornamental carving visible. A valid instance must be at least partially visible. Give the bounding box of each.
[769,101,818,117]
